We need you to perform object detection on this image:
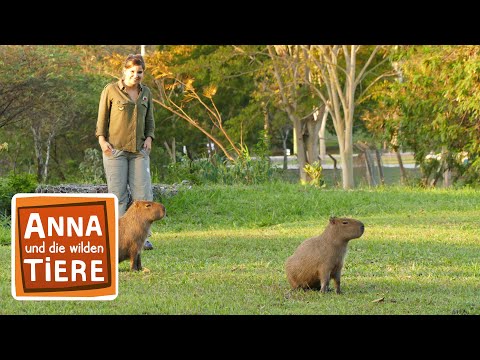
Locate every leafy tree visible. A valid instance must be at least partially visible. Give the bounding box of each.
[0,45,110,183]
[366,45,480,186]
[263,45,320,184]
[304,45,393,189]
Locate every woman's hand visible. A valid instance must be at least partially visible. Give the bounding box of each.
[99,136,114,154]
[143,136,152,152]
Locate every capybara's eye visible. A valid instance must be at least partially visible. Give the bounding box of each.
[146,204,151,208]
[342,221,348,224]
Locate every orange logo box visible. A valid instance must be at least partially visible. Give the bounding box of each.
[12,194,118,300]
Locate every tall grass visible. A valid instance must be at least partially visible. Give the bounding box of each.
[1,183,479,314]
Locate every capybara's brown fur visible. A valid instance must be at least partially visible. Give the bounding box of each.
[118,200,166,271]
[285,217,365,294]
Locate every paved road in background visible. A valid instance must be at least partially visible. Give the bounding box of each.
[269,153,417,170]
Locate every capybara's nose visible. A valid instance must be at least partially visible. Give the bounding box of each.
[360,224,365,234]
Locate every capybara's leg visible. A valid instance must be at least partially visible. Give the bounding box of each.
[319,273,330,293]
[132,253,142,271]
[332,270,342,294]
[136,253,142,270]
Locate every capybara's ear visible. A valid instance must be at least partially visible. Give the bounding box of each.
[329,216,336,224]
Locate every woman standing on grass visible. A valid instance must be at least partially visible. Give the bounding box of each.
[95,53,155,250]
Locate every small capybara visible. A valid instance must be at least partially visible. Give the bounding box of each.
[285,217,365,294]
[118,200,166,271]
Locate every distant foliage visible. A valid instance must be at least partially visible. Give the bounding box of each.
[366,45,480,186]
[78,148,105,184]
[162,131,278,185]
[163,153,278,185]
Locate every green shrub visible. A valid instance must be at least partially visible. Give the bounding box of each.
[78,148,105,184]
[162,152,279,186]
[157,132,280,185]
[303,161,325,187]
[0,172,38,216]
[0,212,10,246]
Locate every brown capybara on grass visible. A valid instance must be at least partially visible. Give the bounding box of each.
[118,200,166,271]
[285,217,365,294]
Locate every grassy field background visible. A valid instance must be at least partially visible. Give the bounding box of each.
[1,182,479,315]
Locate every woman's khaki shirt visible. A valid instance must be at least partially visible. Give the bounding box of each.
[96,80,155,153]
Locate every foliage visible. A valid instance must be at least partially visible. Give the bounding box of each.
[302,161,325,187]
[0,172,37,216]
[258,45,394,187]
[0,212,10,246]
[422,152,444,183]
[0,46,111,183]
[163,150,277,186]
[252,129,271,159]
[365,45,480,186]
[158,45,265,151]
[155,125,277,186]
[2,45,480,189]
[78,148,105,184]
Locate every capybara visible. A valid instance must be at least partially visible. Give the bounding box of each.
[285,217,365,294]
[118,200,166,271]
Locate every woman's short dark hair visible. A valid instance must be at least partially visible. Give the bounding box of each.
[124,54,145,70]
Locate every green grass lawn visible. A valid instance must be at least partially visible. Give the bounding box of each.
[1,183,479,315]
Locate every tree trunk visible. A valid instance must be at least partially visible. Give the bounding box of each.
[306,106,324,165]
[305,118,317,164]
[343,51,356,190]
[31,124,44,182]
[263,102,270,135]
[327,153,338,186]
[293,117,308,183]
[364,149,376,186]
[317,106,329,163]
[163,138,176,163]
[361,152,372,186]
[42,131,55,183]
[394,149,407,184]
[432,170,443,187]
[281,127,290,170]
[305,45,382,189]
[337,126,355,189]
[375,148,385,185]
[443,169,451,187]
[442,146,450,188]
[340,148,355,189]
[356,142,375,187]
[267,45,309,183]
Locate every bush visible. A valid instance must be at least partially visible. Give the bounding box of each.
[0,212,10,246]
[303,161,325,187]
[78,148,105,184]
[161,152,280,186]
[0,172,38,216]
